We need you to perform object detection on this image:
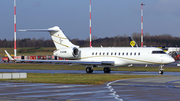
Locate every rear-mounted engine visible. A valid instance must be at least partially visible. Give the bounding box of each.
[54,47,80,58]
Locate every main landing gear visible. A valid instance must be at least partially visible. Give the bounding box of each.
[159,65,164,75]
[86,67,111,73]
[86,67,93,73]
[103,67,111,73]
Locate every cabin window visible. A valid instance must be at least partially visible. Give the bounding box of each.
[103,52,105,55]
[115,52,116,55]
[134,52,136,55]
[96,52,97,55]
[119,52,120,55]
[92,52,94,55]
[111,52,113,55]
[130,52,132,55]
[138,52,140,55]
[122,52,124,55]
[107,53,109,55]
[99,52,101,55]
[126,52,128,55]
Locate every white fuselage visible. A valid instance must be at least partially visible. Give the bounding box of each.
[68,47,174,66]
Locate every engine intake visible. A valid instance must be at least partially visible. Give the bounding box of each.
[72,47,79,57]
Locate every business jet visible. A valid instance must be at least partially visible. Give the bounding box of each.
[5,26,175,74]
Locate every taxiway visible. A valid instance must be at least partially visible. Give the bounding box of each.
[0,76,180,101]
[1,58,180,100]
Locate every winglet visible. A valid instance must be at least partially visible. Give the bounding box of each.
[4,50,15,61]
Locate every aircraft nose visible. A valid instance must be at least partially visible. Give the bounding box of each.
[169,58,175,63]
[165,57,175,63]
[162,56,175,64]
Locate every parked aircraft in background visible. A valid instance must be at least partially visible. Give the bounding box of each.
[5,26,175,74]
[129,37,138,47]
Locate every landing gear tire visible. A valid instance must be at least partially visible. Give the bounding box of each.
[104,67,111,73]
[159,70,164,75]
[86,67,93,73]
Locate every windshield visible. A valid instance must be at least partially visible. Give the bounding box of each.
[152,51,166,54]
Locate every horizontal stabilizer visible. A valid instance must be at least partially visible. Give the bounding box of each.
[18,26,60,32]
[18,29,59,32]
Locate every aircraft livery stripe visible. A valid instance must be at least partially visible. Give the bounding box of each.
[53,49,60,54]
[53,40,69,47]
[79,55,162,64]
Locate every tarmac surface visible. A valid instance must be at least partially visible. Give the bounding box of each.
[108,76,180,101]
[1,69,180,76]
[0,76,180,101]
[1,58,180,101]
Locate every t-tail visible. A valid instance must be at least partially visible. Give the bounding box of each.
[19,26,80,58]
[19,26,79,49]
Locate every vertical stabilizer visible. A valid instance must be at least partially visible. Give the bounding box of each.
[129,37,138,47]
[48,26,78,49]
[18,26,79,49]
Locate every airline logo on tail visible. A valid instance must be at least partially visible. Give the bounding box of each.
[130,41,136,47]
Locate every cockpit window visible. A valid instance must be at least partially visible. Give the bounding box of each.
[152,51,166,54]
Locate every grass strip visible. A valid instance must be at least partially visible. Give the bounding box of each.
[1,64,180,72]
[0,73,160,85]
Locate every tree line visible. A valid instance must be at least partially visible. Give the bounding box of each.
[0,33,179,48]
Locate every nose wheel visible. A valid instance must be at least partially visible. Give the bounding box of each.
[159,65,164,75]
[159,70,164,74]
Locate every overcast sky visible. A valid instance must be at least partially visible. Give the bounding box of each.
[1,0,180,40]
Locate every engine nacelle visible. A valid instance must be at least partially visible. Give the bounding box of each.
[54,47,80,58]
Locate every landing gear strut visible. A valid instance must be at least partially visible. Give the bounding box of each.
[159,65,164,75]
[86,67,93,73]
[104,67,111,73]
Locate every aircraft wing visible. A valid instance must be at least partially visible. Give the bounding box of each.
[4,50,114,66]
[14,60,114,66]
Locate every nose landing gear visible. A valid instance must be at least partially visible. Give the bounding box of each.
[159,65,164,75]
